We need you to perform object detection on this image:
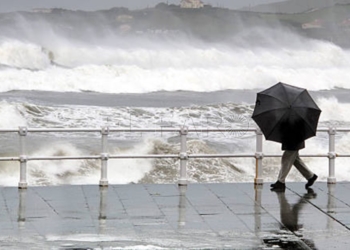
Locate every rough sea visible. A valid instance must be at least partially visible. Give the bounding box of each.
[1,4,350,187]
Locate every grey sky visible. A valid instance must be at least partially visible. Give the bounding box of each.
[0,0,286,13]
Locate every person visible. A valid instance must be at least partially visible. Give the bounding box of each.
[270,119,318,191]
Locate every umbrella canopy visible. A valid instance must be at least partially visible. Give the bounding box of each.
[252,82,321,144]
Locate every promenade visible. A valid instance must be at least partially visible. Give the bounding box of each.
[1,182,350,249]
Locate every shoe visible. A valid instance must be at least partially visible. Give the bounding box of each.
[305,174,318,189]
[270,180,284,188]
[304,188,317,199]
[270,181,286,191]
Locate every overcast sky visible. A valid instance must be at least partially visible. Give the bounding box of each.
[0,0,286,13]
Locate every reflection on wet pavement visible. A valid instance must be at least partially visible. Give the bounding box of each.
[2,182,350,249]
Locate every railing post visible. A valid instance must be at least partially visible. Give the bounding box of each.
[327,127,336,184]
[178,185,187,228]
[18,126,28,189]
[100,127,109,187]
[99,186,107,233]
[178,126,188,186]
[254,128,264,185]
[18,189,26,228]
[254,184,262,234]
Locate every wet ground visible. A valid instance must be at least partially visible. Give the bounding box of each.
[1,182,350,249]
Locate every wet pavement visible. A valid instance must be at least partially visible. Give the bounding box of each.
[1,182,350,249]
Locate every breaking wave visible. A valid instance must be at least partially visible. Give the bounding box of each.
[1,37,350,93]
[1,7,350,186]
[0,95,349,186]
[1,9,350,93]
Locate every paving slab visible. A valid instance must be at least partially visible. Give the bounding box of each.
[1,182,350,249]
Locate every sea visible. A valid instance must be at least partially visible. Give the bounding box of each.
[1,4,350,188]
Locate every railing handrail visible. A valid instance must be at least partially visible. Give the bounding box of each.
[0,126,343,188]
[0,126,346,132]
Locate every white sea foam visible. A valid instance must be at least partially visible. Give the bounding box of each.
[0,101,27,127]
[0,95,349,186]
[317,96,350,122]
[0,138,154,186]
[1,31,350,93]
[0,13,350,185]
[0,40,51,70]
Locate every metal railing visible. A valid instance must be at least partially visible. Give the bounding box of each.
[0,126,345,189]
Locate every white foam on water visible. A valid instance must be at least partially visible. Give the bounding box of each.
[0,101,27,127]
[1,30,350,93]
[1,95,350,186]
[317,96,350,122]
[1,13,350,184]
[0,40,51,70]
[105,139,154,184]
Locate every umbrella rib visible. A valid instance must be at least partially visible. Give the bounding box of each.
[291,90,320,109]
[253,107,288,117]
[293,108,319,134]
[264,111,289,140]
[259,93,288,106]
[282,85,291,105]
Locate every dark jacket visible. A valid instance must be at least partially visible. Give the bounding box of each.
[280,116,305,151]
[282,140,305,151]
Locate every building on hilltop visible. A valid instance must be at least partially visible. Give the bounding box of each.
[117,15,133,23]
[32,8,53,13]
[302,19,323,29]
[180,0,204,8]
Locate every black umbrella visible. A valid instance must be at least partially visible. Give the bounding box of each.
[252,82,321,144]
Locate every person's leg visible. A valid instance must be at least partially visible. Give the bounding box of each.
[293,153,314,180]
[293,153,318,188]
[278,150,298,183]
